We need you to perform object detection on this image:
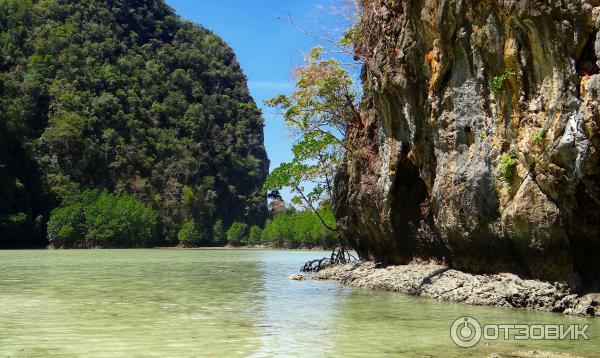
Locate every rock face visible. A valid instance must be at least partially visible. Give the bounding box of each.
[335,0,600,286]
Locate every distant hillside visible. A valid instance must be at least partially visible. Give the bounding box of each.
[0,0,269,247]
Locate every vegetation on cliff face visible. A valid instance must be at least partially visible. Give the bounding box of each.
[0,0,268,247]
[334,0,600,286]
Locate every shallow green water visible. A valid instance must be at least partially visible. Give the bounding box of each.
[0,249,598,357]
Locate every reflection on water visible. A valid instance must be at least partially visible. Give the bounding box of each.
[0,249,598,357]
[253,252,349,357]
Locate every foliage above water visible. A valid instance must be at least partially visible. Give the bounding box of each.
[0,0,268,247]
[177,207,337,249]
[47,189,157,248]
[226,221,248,246]
[212,219,227,246]
[264,46,357,230]
[178,220,204,248]
[261,208,337,249]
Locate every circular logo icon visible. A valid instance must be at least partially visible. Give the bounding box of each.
[450,316,482,348]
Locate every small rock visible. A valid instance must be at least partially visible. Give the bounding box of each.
[595,32,600,67]
[288,274,306,281]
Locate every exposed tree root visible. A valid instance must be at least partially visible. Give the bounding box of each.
[301,245,357,272]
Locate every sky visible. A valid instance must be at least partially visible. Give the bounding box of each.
[165,0,351,202]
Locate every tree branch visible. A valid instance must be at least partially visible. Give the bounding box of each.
[283,14,357,59]
[293,185,337,232]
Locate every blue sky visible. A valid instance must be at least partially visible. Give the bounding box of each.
[165,0,350,202]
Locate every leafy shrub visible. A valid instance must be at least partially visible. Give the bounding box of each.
[491,69,517,94]
[499,155,518,183]
[533,128,547,143]
[261,208,337,248]
[47,189,157,248]
[212,219,226,245]
[227,221,248,246]
[247,226,262,245]
[178,220,203,247]
[46,202,86,248]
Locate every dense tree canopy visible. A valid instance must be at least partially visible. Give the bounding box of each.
[226,221,247,246]
[192,207,337,249]
[47,189,157,248]
[261,208,336,249]
[0,0,269,247]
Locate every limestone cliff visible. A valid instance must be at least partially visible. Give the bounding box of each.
[335,0,600,286]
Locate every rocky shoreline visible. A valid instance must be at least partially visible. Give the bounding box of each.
[314,262,599,317]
